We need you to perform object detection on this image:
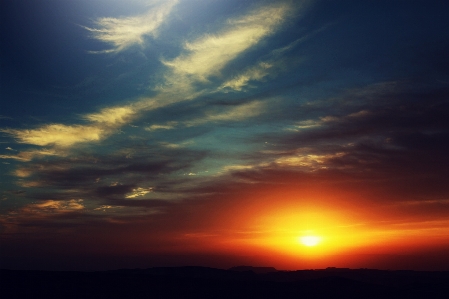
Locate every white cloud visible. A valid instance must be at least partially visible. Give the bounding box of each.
[85,0,178,53]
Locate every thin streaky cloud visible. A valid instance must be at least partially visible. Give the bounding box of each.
[1,124,103,147]
[218,62,273,92]
[0,154,30,162]
[185,101,266,127]
[217,33,314,93]
[1,106,136,148]
[144,122,178,131]
[0,149,59,162]
[85,0,178,53]
[147,101,266,130]
[83,106,136,125]
[162,2,292,81]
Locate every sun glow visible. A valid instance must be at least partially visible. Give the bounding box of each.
[299,235,321,247]
[238,202,375,257]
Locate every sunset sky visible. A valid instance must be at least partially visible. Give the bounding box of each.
[1,0,449,271]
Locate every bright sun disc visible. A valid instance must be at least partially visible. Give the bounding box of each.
[299,236,321,247]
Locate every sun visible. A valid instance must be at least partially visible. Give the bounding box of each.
[299,235,321,247]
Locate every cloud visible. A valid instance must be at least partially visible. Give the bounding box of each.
[145,122,178,131]
[0,154,29,162]
[143,101,266,131]
[216,31,311,93]
[185,101,266,126]
[0,149,60,162]
[125,187,153,199]
[162,3,291,82]
[83,106,136,125]
[1,105,136,148]
[9,142,207,207]
[1,124,103,147]
[85,0,178,53]
[274,152,346,170]
[219,62,273,92]
[0,2,292,153]
[32,199,85,212]
[159,141,192,149]
[0,199,85,234]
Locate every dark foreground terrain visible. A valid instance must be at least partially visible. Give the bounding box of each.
[1,266,448,298]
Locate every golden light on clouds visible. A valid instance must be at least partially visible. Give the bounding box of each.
[163,3,290,81]
[1,124,103,147]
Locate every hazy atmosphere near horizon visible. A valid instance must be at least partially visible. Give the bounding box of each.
[1,0,449,271]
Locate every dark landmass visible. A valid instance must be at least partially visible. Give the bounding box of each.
[1,267,448,298]
[229,265,278,274]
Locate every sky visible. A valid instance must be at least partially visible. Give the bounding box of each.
[1,0,449,271]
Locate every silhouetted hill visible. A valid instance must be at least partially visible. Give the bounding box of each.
[1,267,448,298]
[229,265,278,274]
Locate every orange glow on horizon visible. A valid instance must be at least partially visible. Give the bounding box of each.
[146,187,449,270]
[199,190,449,268]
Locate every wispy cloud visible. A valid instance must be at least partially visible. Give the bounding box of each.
[32,199,85,212]
[125,187,153,199]
[1,124,103,147]
[0,154,30,162]
[85,0,178,53]
[144,101,266,131]
[219,62,273,92]
[217,33,311,93]
[0,149,59,162]
[0,105,136,148]
[145,122,178,131]
[274,152,346,170]
[185,101,266,127]
[162,3,291,82]
[0,199,85,234]
[83,106,136,125]
[1,2,292,153]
